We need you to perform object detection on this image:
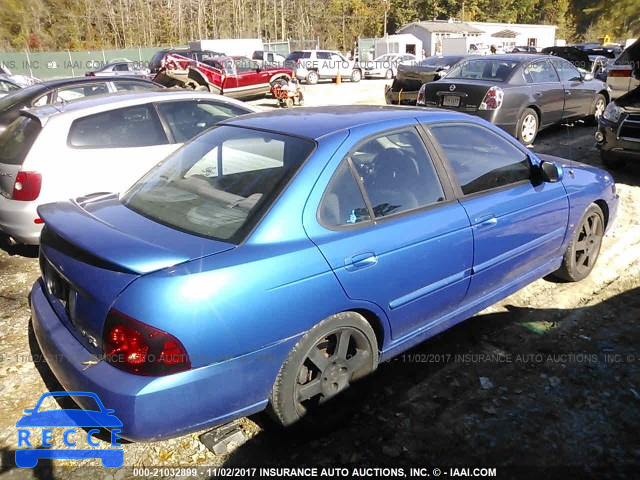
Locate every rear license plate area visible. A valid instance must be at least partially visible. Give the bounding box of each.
[442,95,461,107]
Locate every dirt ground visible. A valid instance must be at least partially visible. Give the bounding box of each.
[0,79,639,478]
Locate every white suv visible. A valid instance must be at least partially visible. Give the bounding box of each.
[0,90,258,245]
[285,50,362,84]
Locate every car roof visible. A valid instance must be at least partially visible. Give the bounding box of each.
[24,89,259,123]
[221,105,475,140]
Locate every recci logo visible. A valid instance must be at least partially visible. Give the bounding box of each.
[15,391,124,468]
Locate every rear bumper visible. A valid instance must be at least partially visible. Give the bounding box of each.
[0,197,41,244]
[31,280,297,442]
[385,88,418,105]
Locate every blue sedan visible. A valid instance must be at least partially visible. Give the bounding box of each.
[31,106,618,441]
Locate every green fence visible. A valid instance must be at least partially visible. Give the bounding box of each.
[0,47,172,80]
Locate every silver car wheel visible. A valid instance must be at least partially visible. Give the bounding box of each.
[521,114,538,144]
[594,97,606,120]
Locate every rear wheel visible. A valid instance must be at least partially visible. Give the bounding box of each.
[306,71,319,85]
[351,69,362,82]
[554,203,604,282]
[384,68,393,80]
[517,108,539,145]
[268,311,378,428]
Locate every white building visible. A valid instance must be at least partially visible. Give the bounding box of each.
[396,20,557,56]
[396,21,483,56]
[466,22,557,51]
[373,34,423,59]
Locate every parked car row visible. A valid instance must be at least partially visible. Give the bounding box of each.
[28,105,618,441]
[0,42,626,445]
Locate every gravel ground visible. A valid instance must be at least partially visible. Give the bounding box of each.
[0,79,639,479]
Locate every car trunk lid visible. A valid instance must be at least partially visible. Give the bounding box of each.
[421,79,497,112]
[38,195,235,354]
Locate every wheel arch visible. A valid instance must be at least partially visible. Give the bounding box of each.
[598,89,610,103]
[269,73,291,84]
[525,104,542,125]
[594,199,609,228]
[351,308,386,351]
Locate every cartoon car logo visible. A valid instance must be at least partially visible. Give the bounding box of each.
[15,391,124,468]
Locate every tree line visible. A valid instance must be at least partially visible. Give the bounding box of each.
[0,0,638,52]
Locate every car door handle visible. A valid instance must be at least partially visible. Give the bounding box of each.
[345,252,378,271]
[534,91,543,97]
[476,215,497,228]
[566,91,571,96]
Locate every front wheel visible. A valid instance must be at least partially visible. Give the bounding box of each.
[517,108,539,145]
[553,203,605,282]
[384,68,393,80]
[268,311,378,428]
[351,69,362,83]
[588,94,607,125]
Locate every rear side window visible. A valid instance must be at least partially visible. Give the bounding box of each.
[524,60,559,83]
[0,116,42,165]
[430,124,530,195]
[113,81,155,92]
[54,83,109,103]
[68,104,168,148]
[319,161,371,227]
[113,63,130,72]
[156,100,250,143]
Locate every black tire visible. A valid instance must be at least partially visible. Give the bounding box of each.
[516,108,539,145]
[600,149,626,170]
[351,69,362,83]
[268,311,378,428]
[384,68,393,80]
[306,71,319,85]
[553,203,605,282]
[297,91,305,106]
[587,93,607,125]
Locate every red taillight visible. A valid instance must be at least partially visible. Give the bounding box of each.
[102,309,191,376]
[12,172,42,201]
[608,69,632,78]
[479,86,504,110]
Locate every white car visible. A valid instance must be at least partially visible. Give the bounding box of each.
[285,50,362,84]
[0,74,40,98]
[606,37,639,99]
[363,53,417,79]
[0,90,259,245]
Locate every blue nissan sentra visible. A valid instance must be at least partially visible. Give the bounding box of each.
[31,106,618,441]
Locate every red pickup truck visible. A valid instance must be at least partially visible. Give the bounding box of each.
[154,54,293,99]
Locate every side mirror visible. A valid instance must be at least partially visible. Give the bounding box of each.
[583,72,594,81]
[539,160,563,183]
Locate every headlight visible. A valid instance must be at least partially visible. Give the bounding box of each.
[602,102,621,123]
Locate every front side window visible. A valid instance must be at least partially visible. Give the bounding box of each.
[430,124,531,195]
[551,58,582,82]
[68,104,168,148]
[155,100,251,143]
[123,126,315,242]
[0,80,19,93]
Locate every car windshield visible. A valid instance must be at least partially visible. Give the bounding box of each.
[421,56,463,69]
[122,125,316,243]
[445,58,520,81]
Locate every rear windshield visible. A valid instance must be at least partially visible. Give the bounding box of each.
[421,56,463,69]
[445,58,520,82]
[122,125,316,243]
[0,116,42,165]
